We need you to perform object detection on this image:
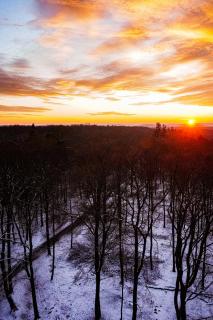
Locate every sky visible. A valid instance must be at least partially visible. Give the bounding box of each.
[0,0,213,126]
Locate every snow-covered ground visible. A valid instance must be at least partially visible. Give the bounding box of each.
[6,198,80,269]
[0,214,212,320]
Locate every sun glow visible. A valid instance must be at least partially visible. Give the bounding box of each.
[187,119,196,126]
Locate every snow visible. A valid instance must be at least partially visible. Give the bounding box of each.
[0,209,212,320]
[7,197,80,268]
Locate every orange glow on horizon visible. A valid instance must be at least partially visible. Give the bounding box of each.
[0,114,212,127]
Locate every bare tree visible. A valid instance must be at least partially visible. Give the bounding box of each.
[171,171,213,320]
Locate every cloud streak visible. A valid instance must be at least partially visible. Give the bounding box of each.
[0,105,51,112]
[88,111,136,116]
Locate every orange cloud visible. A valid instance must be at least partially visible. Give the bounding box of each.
[0,68,59,97]
[36,0,105,25]
[0,105,51,112]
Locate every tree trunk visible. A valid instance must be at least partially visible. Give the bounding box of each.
[45,197,51,256]
[132,227,139,320]
[163,179,166,228]
[39,196,43,228]
[95,270,101,320]
[180,289,187,320]
[150,221,153,271]
[132,272,139,320]
[51,207,56,281]
[29,261,40,320]
[0,240,17,311]
[70,199,73,249]
[94,188,101,320]
[6,208,13,294]
[172,207,176,272]
[117,179,124,320]
[201,239,206,290]
[174,278,180,320]
[28,215,40,319]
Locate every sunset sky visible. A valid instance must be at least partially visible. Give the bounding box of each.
[0,0,213,125]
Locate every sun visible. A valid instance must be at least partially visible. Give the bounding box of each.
[187,119,196,126]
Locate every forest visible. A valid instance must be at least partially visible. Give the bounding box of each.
[0,124,212,320]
